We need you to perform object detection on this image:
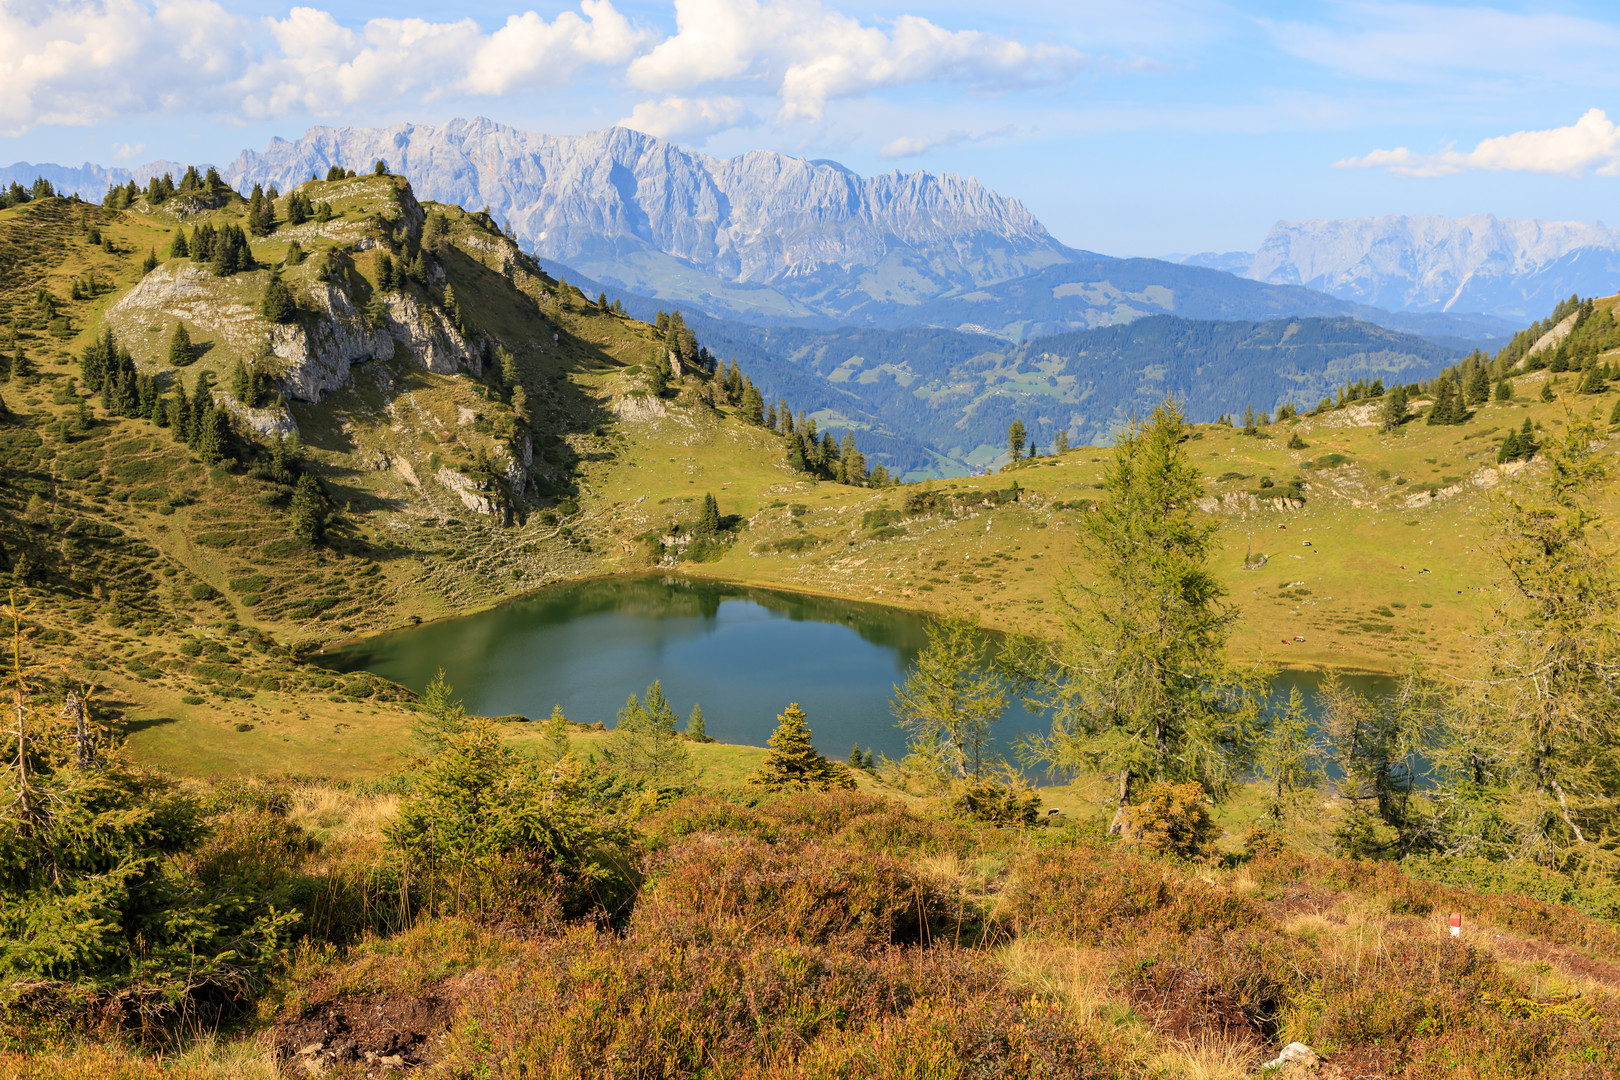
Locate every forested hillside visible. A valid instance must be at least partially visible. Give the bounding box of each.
[688,312,1463,475]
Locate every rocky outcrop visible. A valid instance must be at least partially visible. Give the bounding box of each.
[435,466,497,515]
[108,263,481,403]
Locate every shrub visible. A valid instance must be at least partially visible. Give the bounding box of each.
[639,835,962,950]
[1126,780,1220,858]
[1002,847,1260,944]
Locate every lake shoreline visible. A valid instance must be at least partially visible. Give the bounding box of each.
[311,566,1400,680]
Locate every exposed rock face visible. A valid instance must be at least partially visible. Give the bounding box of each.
[435,466,497,515]
[108,263,480,404]
[1246,214,1620,321]
[225,119,1073,317]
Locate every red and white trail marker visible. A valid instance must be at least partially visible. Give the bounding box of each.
[1448,912,1461,938]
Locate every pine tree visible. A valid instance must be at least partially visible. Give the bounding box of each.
[1287,431,1308,450]
[696,492,721,535]
[376,253,395,293]
[1426,376,1463,425]
[289,472,327,544]
[686,703,709,742]
[1495,377,1513,402]
[140,248,158,274]
[1242,405,1257,435]
[1007,419,1027,461]
[1541,378,1557,403]
[1519,418,1538,458]
[1610,397,1620,427]
[1466,359,1492,404]
[648,346,668,396]
[742,381,764,424]
[750,704,856,792]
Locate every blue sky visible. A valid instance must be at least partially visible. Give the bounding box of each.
[4,0,1620,256]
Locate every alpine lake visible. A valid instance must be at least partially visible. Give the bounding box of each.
[319,575,1393,771]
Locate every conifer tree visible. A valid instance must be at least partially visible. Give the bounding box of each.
[261,272,295,323]
[1055,429,1070,453]
[1007,419,1027,461]
[411,669,469,756]
[1496,377,1513,402]
[1579,363,1607,395]
[697,492,721,535]
[648,346,669,396]
[686,703,709,742]
[599,680,693,790]
[742,381,764,424]
[289,472,327,544]
[1497,428,1522,463]
[750,703,855,792]
[892,613,1007,781]
[1378,384,1409,432]
[1519,417,1538,457]
[1015,400,1258,812]
[376,253,396,292]
[539,704,572,763]
[1426,375,1464,425]
[140,248,158,275]
[1610,397,1620,427]
[1541,378,1556,403]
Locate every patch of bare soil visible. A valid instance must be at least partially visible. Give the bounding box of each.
[272,990,451,1076]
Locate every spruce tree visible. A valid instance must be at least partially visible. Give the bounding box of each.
[1495,377,1513,402]
[1541,378,1556,403]
[1007,419,1027,460]
[166,320,193,367]
[289,472,327,544]
[1497,428,1521,463]
[598,680,693,790]
[697,493,721,535]
[1610,397,1620,427]
[750,704,856,792]
[1378,384,1409,432]
[141,248,158,275]
[261,272,295,323]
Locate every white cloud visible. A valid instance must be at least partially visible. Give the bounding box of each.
[879,125,1011,158]
[626,0,1087,121]
[0,0,250,136]
[0,0,1090,141]
[620,95,749,139]
[112,141,147,159]
[1337,109,1620,178]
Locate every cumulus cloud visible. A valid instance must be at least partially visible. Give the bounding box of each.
[1337,109,1620,178]
[626,0,1087,121]
[620,95,748,139]
[0,0,250,136]
[112,141,147,159]
[0,0,1089,140]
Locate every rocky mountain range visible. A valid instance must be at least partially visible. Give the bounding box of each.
[0,122,1521,342]
[1177,214,1620,323]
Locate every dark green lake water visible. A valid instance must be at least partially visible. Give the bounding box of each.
[319,575,1393,765]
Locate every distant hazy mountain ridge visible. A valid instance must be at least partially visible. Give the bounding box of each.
[223,118,1073,320]
[1176,214,1620,322]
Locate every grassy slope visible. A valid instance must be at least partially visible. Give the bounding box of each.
[5,180,1616,786]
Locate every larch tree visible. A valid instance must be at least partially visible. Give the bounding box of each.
[891,612,1007,782]
[1014,399,1261,816]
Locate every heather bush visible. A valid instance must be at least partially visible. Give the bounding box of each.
[640,835,967,949]
[1120,927,1309,1041]
[640,793,778,847]
[1002,846,1260,944]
